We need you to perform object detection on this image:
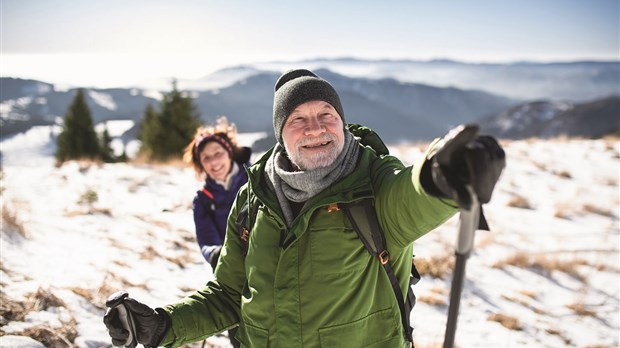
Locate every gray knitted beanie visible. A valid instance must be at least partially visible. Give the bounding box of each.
[273,69,345,145]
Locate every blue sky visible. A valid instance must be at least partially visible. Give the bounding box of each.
[1,0,619,87]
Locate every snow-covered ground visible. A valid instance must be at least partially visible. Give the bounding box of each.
[1,127,618,347]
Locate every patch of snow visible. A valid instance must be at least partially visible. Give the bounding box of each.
[94,120,134,137]
[142,89,163,101]
[88,90,117,111]
[1,125,618,347]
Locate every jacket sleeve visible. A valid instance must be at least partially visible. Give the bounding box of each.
[160,187,248,348]
[193,194,222,262]
[373,139,458,250]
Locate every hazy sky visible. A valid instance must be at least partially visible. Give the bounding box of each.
[1,0,619,88]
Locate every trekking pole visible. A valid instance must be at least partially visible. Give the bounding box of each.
[106,290,138,348]
[443,185,479,348]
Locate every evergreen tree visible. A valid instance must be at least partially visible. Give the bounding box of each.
[56,89,100,163]
[139,81,200,161]
[138,103,163,159]
[99,123,116,163]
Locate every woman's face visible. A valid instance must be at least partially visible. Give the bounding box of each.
[199,141,232,182]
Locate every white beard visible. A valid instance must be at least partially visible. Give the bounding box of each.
[285,133,344,170]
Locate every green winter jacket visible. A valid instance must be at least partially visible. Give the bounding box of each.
[161,127,457,348]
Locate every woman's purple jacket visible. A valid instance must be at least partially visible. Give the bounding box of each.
[192,149,251,264]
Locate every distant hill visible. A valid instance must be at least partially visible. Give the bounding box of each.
[191,69,517,142]
[1,72,517,142]
[479,96,620,139]
[209,58,620,102]
[2,58,619,144]
[1,78,159,137]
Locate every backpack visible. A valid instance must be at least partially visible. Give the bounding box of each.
[234,124,420,345]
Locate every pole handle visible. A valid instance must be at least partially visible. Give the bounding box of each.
[455,185,479,255]
[106,291,138,348]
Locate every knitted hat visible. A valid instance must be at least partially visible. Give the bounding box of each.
[273,69,345,145]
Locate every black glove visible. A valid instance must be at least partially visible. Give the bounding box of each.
[421,124,506,210]
[208,245,222,269]
[103,296,171,348]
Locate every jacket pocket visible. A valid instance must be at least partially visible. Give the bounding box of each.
[318,307,401,348]
[236,321,269,348]
[310,209,368,275]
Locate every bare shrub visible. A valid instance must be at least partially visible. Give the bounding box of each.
[487,313,522,330]
[566,302,597,317]
[507,194,532,209]
[2,203,27,238]
[493,251,588,282]
[414,253,454,279]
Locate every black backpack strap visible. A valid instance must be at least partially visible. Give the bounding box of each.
[234,192,260,256]
[341,198,414,345]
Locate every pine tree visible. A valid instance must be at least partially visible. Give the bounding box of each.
[56,89,100,163]
[139,81,200,161]
[139,103,163,159]
[99,123,115,163]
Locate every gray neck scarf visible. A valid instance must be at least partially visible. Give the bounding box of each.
[265,130,360,227]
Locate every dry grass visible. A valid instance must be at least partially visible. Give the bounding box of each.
[545,328,572,345]
[69,274,119,310]
[519,289,537,299]
[554,202,575,219]
[412,342,444,348]
[553,169,572,178]
[582,203,616,218]
[414,253,454,279]
[506,194,533,209]
[492,251,589,282]
[139,245,159,260]
[487,313,523,331]
[418,295,446,307]
[19,318,79,348]
[1,287,79,347]
[2,202,27,238]
[566,302,598,318]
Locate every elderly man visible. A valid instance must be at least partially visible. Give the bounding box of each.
[104,69,505,347]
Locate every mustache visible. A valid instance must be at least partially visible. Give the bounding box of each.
[296,133,337,147]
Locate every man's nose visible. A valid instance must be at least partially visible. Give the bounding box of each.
[304,116,325,136]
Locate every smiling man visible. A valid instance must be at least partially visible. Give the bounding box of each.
[104,69,506,347]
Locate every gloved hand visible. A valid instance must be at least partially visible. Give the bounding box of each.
[208,245,222,269]
[103,296,171,348]
[421,124,505,210]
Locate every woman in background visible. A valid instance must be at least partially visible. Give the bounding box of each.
[183,116,251,348]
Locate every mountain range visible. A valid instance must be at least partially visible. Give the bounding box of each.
[1,58,619,148]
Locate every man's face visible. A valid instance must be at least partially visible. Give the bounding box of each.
[282,100,345,171]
